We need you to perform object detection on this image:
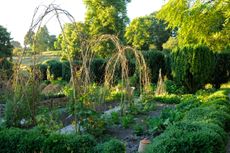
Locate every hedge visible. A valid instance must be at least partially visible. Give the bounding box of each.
[0,128,126,153]
[146,89,230,153]
[171,44,215,93]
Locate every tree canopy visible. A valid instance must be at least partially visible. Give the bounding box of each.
[0,25,13,60]
[55,22,88,60]
[125,13,171,50]
[33,26,51,52]
[83,0,131,56]
[157,0,230,51]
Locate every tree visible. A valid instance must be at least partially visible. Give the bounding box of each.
[33,26,50,52]
[48,35,57,51]
[11,41,22,49]
[0,25,13,60]
[57,22,89,60]
[125,13,171,50]
[163,37,178,50]
[0,25,13,77]
[24,30,35,48]
[157,0,230,51]
[83,0,131,56]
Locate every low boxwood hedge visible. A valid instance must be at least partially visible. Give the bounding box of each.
[146,89,230,153]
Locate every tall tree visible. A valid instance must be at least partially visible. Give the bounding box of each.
[0,25,13,60]
[24,30,35,48]
[11,40,22,49]
[33,26,50,52]
[125,13,171,50]
[83,0,131,56]
[157,0,230,51]
[56,22,88,60]
[0,25,13,77]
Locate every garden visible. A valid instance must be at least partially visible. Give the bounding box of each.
[0,0,230,153]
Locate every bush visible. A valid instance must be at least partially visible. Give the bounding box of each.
[172,44,215,93]
[43,134,96,153]
[146,89,230,153]
[153,94,181,104]
[0,59,13,78]
[146,122,227,153]
[165,80,186,94]
[90,58,106,83]
[212,51,230,88]
[142,50,171,83]
[95,139,126,153]
[0,128,96,153]
[61,60,71,81]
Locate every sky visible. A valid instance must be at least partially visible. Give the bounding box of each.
[0,0,165,45]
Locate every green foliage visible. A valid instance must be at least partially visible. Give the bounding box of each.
[43,134,96,153]
[212,51,230,88]
[0,59,13,77]
[172,44,215,92]
[84,0,131,56]
[57,22,88,60]
[110,112,120,124]
[153,94,181,104]
[146,89,230,153]
[162,37,178,50]
[157,0,230,51]
[0,128,97,153]
[90,58,106,83]
[33,26,51,52]
[146,122,227,153]
[39,59,71,81]
[165,80,186,94]
[125,13,171,50]
[142,50,171,83]
[0,25,13,59]
[95,139,126,153]
[121,114,134,128]
[133,124,144,136]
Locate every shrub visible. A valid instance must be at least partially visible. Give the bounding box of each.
[43,134,96,153]
[165,80,186,94]
[61,60,71,81]
[172,44,215,92]
[0,128,96,153]
[212,51,230,88]
[44,60,63,80]
[121,114,134,128]
[146,89,230,153]
[142,50,171,83]
[153,94,181,104]
[146,122,227,153]
[95,139,126,153]
[90,58,106,83]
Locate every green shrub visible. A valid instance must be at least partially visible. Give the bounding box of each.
[153,94,181,104]
[44,60,63,80]
[212,51,230,88]
[121,114,134,128]
[146,89,230,153]
[172,44,215,93]
[90,58,106,83]
[95,139,126,153]
[0,59,13,78]
[0,128,96,153]
[133,124,145,136]
[146,122,227,153]
[61,60,71,81]
[142,50,171,83]
[165,80,186,94]
[43,134,96,153]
